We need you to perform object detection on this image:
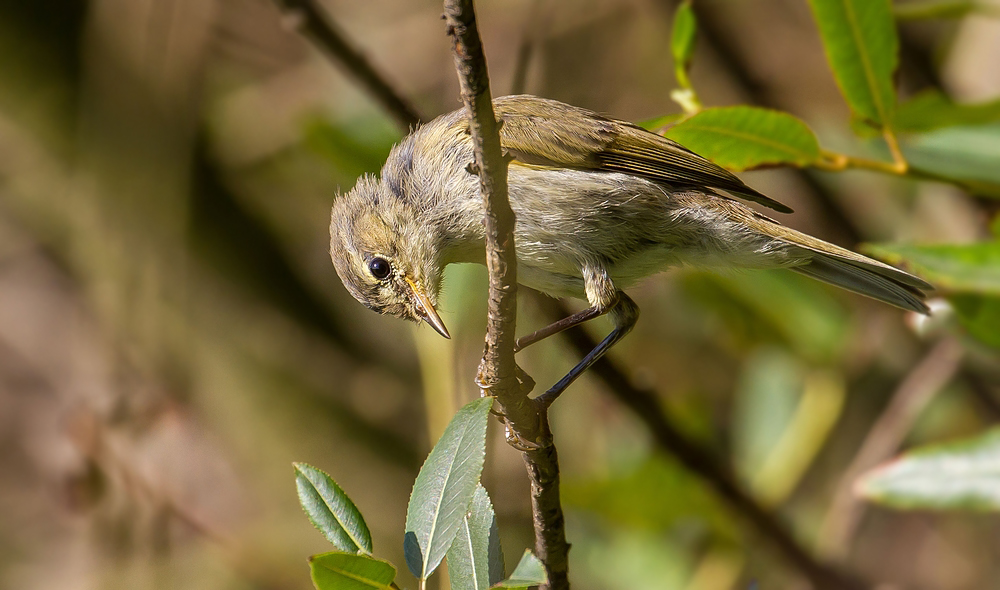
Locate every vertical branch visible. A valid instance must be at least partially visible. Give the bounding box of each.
[443,2,569,588]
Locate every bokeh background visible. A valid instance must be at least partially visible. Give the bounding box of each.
[1,0,999,588]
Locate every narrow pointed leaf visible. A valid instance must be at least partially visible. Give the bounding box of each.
[493,550,548,589]
[894,0,1000,20]
[863,242,1000,294]
[857,428,1000,511]
[295,462,372,554]
[807,0,898,128]
[902,124,1000,196]
[671,2,697,88]
[447,484,505,590]
[404,396,494,580]
[309,551,396,590]
[663,107,820,171]
[894,90,1000,133]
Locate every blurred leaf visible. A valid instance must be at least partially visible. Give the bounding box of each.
[562,456,738,540]
[863,242,1000,294]
[404,396,493,580]
[902,124,1000,197]
[295,463,373,554]
[672,1,697,89]
[857,427,1000,511]
[493,551,548,589]
[663,106,820,171]
[569,523,692,590]
[807,0,898,128]
[894,0,1000,19]
[894,90,1000,133]
[303,115,400,180]
[685,270,850,363]
[447,484,505,590]
[950,295,1000,348]
[309,552,396,590]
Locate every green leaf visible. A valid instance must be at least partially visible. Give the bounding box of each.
[894,0,1000,20]
[638,113,683,132]
[404,396,494,580]
[295,462,373,554]
[309,552,396,590]
[493,550,548,589]
[663,106,821,171]
[447,484,505,590]
[863,242,1000,294]
[950,294,1000,348]
[903,124,1000,196]
[894,90,1000,133]
[807,0,898,128]
[671,1,697,89]
[857,427,1000,511]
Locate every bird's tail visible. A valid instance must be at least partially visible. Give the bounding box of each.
[774,226,932,314]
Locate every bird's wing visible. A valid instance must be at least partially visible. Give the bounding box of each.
[492,95,793,214]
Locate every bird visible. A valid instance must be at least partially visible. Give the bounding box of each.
[329,95,931,403]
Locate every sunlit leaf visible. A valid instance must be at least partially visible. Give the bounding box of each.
[807,0,898,128]
[639,113,683,132]
[295,462,372,554]
[863,242,1000,294]
[447,484,505,590]
[309,552,396,590]
[404,396,493,580]
[492,550,548,589]
[903,124,1000,197]
[857,427,1000,511]
[663,106,821,171]
[894,90,1000,133]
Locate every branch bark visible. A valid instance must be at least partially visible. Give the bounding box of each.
[443,1,570,588]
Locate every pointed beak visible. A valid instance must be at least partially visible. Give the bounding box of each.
[405,277,451,339]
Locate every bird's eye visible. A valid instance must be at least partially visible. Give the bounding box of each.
[368,257,391,280]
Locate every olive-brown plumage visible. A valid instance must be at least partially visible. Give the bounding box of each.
[330,95,931,396]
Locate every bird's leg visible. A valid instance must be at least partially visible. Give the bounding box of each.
[514,304,607,352]
[535,292,639,408]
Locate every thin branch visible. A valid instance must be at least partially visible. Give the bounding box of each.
[443,1,569,588]
[533,295,867,590]
[272,0,421,130]
[819,337,964,559]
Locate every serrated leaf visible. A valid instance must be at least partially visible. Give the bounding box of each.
[671,2,697,88]
[903,124,1000,197]
[447,484,505,590]
[807,0,898,128]
[857,427,1000,511]
[663,106,820,171]
[404,396,494,580]
[493,550,548,589]
[863,242,1000,294]
[894,90,1000,133]
[295,462,372,554]
[309,552,396,590]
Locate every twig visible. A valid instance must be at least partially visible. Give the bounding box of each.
[533,295,867,590]
[443,1,569,588]
[818,337,964,559]
[272,0,421,129]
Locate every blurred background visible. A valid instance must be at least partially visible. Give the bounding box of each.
[1,0,999,588]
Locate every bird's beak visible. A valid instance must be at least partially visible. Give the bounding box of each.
[405,277,451,339]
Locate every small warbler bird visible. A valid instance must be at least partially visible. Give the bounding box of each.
[330,95,930,400]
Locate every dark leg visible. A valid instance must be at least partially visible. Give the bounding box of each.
[515,304,607,352]
[535,293,639,408]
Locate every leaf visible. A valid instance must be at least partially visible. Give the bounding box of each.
[950,294,1000,349]
[903,124,1000,197]
[493,551,548,589]
[638,113,683,132]
[663,106,821,171]
[863,242,1000,294]
[671,1,697,89]
[894,90,1000,133]
[807,0,898,128]
[295,462,373,554]
[309,552,396,590]
[404,396,494,580]
[857,427,1000,511]
[894,0,1000,20]
[447,484,505,590]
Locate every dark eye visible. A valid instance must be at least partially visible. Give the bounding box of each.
[368,257,391,280]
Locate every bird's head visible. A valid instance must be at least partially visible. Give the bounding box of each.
[329,174,450,338]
